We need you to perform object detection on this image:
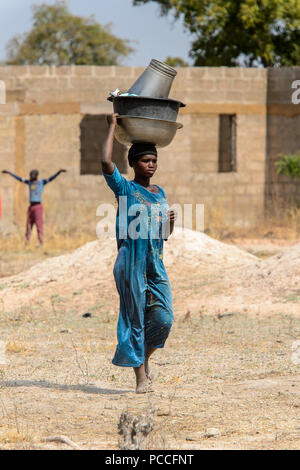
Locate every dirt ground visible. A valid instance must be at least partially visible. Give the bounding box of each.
[0,229,299,450]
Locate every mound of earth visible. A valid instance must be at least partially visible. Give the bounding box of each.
[1,229,299,316]
[2,228,257,288]
[233,242,300,298]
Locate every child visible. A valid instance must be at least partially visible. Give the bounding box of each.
[2,168,67,245]
[102,113,176,393]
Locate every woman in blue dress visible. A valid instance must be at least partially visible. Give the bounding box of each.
[102,113,176,393]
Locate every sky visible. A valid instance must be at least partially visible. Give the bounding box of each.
[0,0,193,66]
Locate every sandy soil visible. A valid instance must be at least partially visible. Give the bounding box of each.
[0,229,299,450]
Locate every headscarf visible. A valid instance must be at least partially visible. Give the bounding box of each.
[128,143,157,167]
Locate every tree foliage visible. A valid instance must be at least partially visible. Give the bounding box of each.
[6,1,134,65]
[133,0,300,66]
[165,56,188,66]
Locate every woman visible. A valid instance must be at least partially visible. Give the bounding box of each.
[102,113,176,394]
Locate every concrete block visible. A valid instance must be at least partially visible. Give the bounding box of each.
[189,67,209,79]
[28,66,50,76]
[1,66,30,77]
[73,66,93,76]
[242,68,267,80]
[224,90,244,102]
[205,67,226,78]
[93,66,116,78]
[246,184,265,196]
[0,103,19,116]
[225,68,243,78]
[174,67,191,80]
[243,90,267,104]
[55,66,75,76]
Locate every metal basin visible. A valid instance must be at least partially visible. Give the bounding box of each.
[114,116,183,148]
[113,96,185,122]
[127,59,177,98]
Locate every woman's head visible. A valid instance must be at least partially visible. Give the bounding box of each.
[29,169,39,181]
[128,143,158,178]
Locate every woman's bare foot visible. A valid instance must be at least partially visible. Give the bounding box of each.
[134,364,154,394]
[144,359,153,383]
[136,377,153,394]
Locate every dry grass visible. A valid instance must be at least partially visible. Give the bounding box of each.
[0,226,96,278]
[0,226,95,252]
[2,203,300,279]
[207,203,300,241]
[0,303,299,450]
[5,341,27,354]
[0,430,33,445]
[0,211,299,449]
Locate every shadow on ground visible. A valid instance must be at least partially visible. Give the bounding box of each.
[0,380,130,395]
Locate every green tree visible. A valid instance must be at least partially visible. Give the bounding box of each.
[6,1,134,65]
[165,56,188,67]
[133,0,300,66]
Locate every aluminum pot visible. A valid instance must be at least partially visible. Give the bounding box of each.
[114,115,183,148]
[127,59,177,99]
[113,96,185,122]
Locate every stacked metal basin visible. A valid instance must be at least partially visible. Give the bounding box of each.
[111,59,185,148]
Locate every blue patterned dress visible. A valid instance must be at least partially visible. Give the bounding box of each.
[104,164,173,367]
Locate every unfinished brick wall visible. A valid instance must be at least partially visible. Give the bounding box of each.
[266,68,300,210]
[166,67,268,228]
[0,65,298,235]
[0,114,16,228]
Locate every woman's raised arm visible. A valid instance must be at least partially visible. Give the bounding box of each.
[101,113,119,175]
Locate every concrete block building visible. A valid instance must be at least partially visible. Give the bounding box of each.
[0,65,299,233]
